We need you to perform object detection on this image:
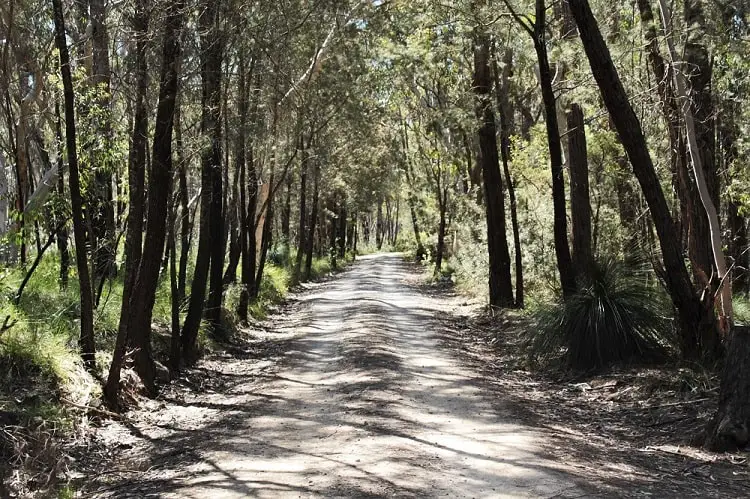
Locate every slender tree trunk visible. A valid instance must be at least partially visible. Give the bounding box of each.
[530,3,577,297]
[201,0,225,335]
[222,171,241,284]
[104,0,149,406]
[126,0,185,392]
[567,103,593,283]
[255,184,273,293]
[401,120,425,260]
[294,135,308,279]
[473,31,514,307]
[637,0,711,296]
[338,202,347,259]
[181,0,222,359]
[176,103,190,303]
[236,55,250,321]
[303,164,320,280]
[90,0,117,298]
[281,173,292,244]
[54,101,70,290]
[434,187,447,276]
[657,0,730,344]
[376,199,384,250]
[169,204,180,373]
[52,0,96,370]
[493,47,524,308]
[569,0,714,360]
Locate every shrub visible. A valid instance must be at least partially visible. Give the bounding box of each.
[529,258,674,370]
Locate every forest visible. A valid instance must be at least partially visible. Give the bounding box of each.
[1,0,750,496]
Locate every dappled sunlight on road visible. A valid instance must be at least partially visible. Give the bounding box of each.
[103,254,589,498]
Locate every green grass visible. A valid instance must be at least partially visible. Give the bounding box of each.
[733,295,750,326]
[0,244,354,421]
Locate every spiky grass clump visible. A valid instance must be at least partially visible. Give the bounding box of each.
[529,259,674,370]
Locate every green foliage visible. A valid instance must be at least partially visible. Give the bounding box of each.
[528,259,674,371]
[733,295,750,326]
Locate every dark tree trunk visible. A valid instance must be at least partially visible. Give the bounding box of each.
[281,173,292,244]
[201,0,225,336]
[90,0,117,298]
[328,198,338,269]
[704,325,750,451]
[473,32,514,307]
[236,55,251,321]
[567,103,593,283]
[376,199,384,250]
[168,201,181,373]
[54,102,70,290]
[434,187,448,276]
[176,103,190,303]
[255,187,273,293]
[529,0,577,298]
[52,0,96,370]
[222,167,241,284]
[104,0,149,406]
[338,203,347,259]
[401,121,425,260]
[294,136,308,279]
[182,0,222,359]
[569,0,714,360]
[303,164,320,280]
[637,0,712,295]
[126,0,185,392]
[493,47,524,308]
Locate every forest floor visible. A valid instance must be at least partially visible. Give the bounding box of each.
[78,253,749,498]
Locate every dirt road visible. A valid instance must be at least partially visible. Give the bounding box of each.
[99,254,590,498]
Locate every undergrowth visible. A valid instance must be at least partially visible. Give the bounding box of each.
[528,259,675,371]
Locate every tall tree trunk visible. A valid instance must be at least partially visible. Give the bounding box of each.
[255,182,273,293]
[281,172,292,244]
[567,103,593,283]
[473,32,514,307]
[236,55,250,321]
[201,0,225,335]
[493,47,524,308]
[126,0,185,392]
[176,103,190,303]
[530,0,577,298]
[303,164,320,280]
[52,0,96,370]
[434,187,448,276]
[168,199,181,373]
[637,0,711,296]
[54,101,70,289]
[222,165,241,284]
[375,199,384,250]
[338,202,347,259]
[568,0,714,360]
[104,0,149,406]
[245,146,258,300]
[90,0,117,298]
[294,136,308,279]
[400,119,425,260]
[181,0,222,359]
[658,0,731,338]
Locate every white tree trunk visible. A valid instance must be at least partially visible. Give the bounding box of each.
[658,0,733,325]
